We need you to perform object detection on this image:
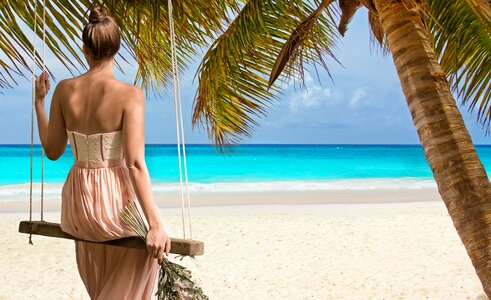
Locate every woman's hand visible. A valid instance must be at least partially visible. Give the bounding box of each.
[35,72,50,104]
[146,223,172,264]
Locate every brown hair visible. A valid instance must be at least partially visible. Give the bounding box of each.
[82,5,121,61]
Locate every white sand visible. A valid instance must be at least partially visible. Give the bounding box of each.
[0,192,487,299]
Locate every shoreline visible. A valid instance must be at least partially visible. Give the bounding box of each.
[0,187,441,213]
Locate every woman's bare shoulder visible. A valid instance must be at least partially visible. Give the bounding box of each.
[113,79,141,93]
[54,76,82,91]
[112,80,144,104]
[51,78,73,95]
[54,76,143,106]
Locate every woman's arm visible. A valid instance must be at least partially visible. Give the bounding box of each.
[122,86,171,259]
[35,72,67,160]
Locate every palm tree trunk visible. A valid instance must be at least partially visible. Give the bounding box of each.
[372,0,491,296]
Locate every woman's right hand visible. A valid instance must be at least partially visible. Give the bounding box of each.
[35,72,50,103]
[146,223,171,263]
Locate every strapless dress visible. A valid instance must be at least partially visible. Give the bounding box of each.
[61,129,158,300]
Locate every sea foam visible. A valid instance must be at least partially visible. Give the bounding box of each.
[0,178,436,202]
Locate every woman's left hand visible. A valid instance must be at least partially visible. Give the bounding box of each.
[35,72,50,104]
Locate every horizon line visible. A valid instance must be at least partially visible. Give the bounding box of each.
[1,143,490,147]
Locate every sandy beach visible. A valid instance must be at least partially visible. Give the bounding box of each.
[0,188,487,299]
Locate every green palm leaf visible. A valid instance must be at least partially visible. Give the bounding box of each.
[3,0,491,142]
[192,0,340,149]
[427,0,491,130]
[0,0,239,92]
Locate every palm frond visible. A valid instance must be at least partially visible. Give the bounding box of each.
[427,0,491,131]
[1,0,239,92]
[465,0,491,34]
[192,0,340,150]
[337,0,362,36]
[476,0,491,21]
[368,9,389,55]
[269,0,336,88]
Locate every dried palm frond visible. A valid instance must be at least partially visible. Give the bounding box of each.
[368,10,389,55]
[269,0,336,88]
[337,0,362,36]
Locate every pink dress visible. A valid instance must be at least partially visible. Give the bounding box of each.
[60,129,159,300]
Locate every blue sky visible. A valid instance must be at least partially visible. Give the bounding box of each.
[0,9,489,145]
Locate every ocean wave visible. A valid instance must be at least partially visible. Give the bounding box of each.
[0,178,437,202]
[152,178,437,192]
[0,183,64,202]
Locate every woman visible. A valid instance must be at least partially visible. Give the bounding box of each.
[34,5,170,299]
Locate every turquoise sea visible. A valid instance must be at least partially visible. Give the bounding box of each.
[0,144,490,200]
[2,144,491,184]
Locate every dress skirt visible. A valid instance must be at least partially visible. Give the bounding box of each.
[60,158,159,300]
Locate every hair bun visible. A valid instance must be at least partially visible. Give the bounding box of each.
[88,5,108,24]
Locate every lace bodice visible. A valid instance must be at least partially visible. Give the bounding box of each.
[67,129,124,162]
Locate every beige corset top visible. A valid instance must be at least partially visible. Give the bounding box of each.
[67,129,124,162]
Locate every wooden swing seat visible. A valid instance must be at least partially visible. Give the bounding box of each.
[19,220,204,256]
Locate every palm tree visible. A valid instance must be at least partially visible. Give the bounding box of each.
[192,0,491,295]
[2,0,491,296]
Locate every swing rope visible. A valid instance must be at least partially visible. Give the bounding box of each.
[28,0,49,243]
[41,0,46,222]
[167,0,193,240]
[28,0,39,245]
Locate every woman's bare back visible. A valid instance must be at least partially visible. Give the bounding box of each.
[60,72,135,134]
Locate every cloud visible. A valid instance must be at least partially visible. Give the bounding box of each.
[288,72,332,112]
[348,88,367,108]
